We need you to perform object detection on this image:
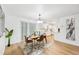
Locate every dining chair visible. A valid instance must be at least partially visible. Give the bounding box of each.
[24,36,33,51]
[37,35,45,49]
[43,34,47,43]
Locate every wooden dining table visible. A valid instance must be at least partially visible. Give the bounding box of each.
[31,35,39,39]
[30,35,39,44]
[28,34,47,49]
[30,34,47,43]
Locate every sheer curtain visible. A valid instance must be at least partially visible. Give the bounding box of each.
[0,5,5,37]
[21,22,36,40]
[29,23,36,35]
[21,22,28,40]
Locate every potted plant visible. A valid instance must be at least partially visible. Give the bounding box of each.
[5,28,13,47]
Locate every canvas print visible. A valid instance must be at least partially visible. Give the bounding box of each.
[66,18,75,41]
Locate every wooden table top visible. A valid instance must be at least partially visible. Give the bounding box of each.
[31,35,38,38]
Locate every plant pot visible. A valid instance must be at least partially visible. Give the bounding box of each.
[7,44,10,47]
[7,38,10,47]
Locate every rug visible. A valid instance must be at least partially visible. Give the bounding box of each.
[23,42,53,55]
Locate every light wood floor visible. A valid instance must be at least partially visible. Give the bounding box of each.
[4,35,79,55]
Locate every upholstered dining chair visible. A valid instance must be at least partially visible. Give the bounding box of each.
[43,34,47,43]
[24,36,33,50]
[37,35,45,49]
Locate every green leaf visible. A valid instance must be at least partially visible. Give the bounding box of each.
[5,28,13,40]
[5,28,9,32]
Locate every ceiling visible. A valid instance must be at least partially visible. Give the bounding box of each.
[1,4,79,21]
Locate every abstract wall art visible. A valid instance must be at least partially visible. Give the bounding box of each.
[66,17,75,41]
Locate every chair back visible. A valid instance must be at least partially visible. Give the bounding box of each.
[24,36,28,42]
[39,35,44,41]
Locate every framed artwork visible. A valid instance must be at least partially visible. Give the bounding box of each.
[0,5,5,37]
[66,17,75,41]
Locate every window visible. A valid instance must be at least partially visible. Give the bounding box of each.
[21,22,36,40]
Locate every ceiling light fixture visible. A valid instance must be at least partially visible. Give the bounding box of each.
[37,13,43,23]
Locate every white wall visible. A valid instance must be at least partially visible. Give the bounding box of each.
[54,14,79,46]
[0,34,5,55]
[0,6,6,55]
[5,14,38,44]
[5,13,79,46]
[5,15,22,45]
[0,14,23,55]
[0,12,38,54]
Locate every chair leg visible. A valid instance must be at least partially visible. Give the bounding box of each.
[38,41,40,50]
[43,40,44,46]
[38,41,44,49]
[40,41,44,48]
[24,44,26,50]
[45,38,47,43]
[31,42,33,52]
[26,42,28,46]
